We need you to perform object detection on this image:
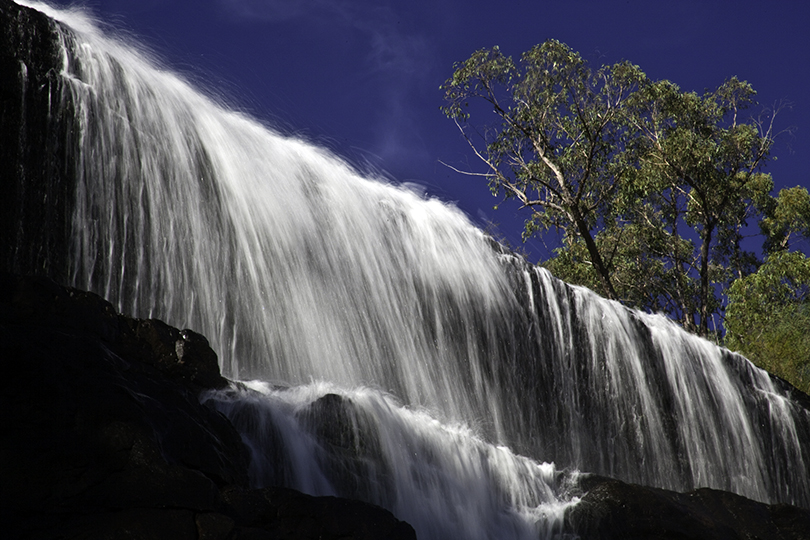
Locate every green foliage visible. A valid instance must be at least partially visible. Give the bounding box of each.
[621,76,775,335]
[725,251,810,393]
[761,186,810,253]
[442,40,647,300]
[442,40,777,337]
[545,221,700,321]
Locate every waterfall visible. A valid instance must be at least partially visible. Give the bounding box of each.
[16,2,810,536]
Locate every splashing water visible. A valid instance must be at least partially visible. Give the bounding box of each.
[16,2,810,537]
[206,382,578,540]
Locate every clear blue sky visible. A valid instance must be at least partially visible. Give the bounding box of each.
[46,0,810,260]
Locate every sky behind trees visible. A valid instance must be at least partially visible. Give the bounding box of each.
[45,0,810,260]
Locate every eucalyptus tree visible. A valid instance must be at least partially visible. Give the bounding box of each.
[443,41,777,337]
[441,40,646,301]
[624,77,775,335]
[724,187,810,390]
[760,186,810,253]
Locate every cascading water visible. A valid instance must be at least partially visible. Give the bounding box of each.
[205,382,578,540]
[15,1,810,536]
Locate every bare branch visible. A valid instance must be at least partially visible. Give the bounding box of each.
[437,160,492,178]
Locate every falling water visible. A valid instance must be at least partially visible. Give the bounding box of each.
[205,382,578,540]
[15,2,810,536]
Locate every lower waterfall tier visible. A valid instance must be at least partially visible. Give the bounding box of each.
[3,274,810,540]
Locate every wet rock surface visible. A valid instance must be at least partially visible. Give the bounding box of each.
[0,0,75,281]
[564,474,810,540]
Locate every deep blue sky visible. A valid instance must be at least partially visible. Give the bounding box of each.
[46,0,810,261]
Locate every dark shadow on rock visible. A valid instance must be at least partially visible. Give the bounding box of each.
[564,474,810,540]
[0,0,76,282]
[0,272,416,540]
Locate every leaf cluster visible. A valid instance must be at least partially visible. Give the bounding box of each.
[726,251,810,392]
[442,41,644,233]
[761,186,810,253]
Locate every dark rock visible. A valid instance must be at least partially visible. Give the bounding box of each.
[57,508,199,540]
[565,474,810,540]
[0,273,247,535]
[0,0,76,282]
[222,486,416,540]
[0,272,229,392]
[0,273,416,540]
[120,317,229,391]
[196,512,237,540]
[303,393,394,506]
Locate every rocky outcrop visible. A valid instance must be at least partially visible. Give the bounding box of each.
[0,273,416,540]
[564,475,810,540]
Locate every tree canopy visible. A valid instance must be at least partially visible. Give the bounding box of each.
[442,40,778,338]
[442,41,644,300]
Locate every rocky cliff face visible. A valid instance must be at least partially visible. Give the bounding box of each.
[566,475,810,540]
[0,0,75,281]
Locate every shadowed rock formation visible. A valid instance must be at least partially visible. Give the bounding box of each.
[0,273,416,540]
[0,0,75,280]
[565,475,810,540]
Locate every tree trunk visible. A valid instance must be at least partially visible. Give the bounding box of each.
[698,224,714,337]
[571,206,618,301]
